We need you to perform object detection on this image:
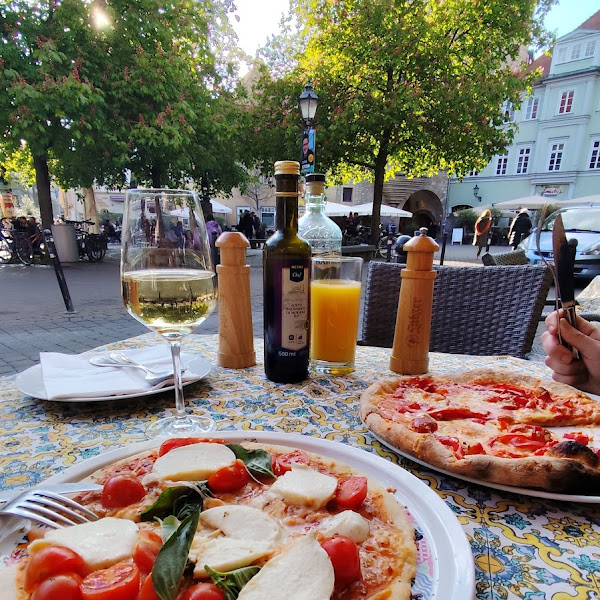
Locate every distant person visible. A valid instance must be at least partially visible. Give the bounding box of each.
[205,213,222,247]
[26,216,44,252]
[508,208,532,250]
[169,220,185,249]
[542,310,600,396]
[239,210,254,240]
[472,209,492,258]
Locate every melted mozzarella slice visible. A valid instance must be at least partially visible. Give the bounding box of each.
[319,510,370,543]
[190,536,273,577]
[200,505,284,546]
[268,464,337,509]
[153,443,236,481]
[0,565,17,600]
[28,517,138,570]
[237,534,334,600]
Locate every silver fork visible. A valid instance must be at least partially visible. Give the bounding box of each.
[0,489,99,529]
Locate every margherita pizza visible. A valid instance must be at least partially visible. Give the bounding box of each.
[361,369,600,494]
[6,439,417,600]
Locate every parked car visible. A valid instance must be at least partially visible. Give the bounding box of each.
[519,206,600,280]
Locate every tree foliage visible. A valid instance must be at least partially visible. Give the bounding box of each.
[245,0,555,243]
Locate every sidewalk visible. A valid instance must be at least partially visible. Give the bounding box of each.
[0,243,525,375]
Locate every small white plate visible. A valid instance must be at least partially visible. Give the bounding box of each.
[0,432,475,600]
[15,355,212,403]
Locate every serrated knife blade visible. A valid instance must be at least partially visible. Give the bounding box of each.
[552,212,579,359]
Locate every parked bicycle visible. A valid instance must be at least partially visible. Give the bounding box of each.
[0,228,41,265]
[62,219,108,261]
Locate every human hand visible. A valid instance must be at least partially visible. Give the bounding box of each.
[541,310,600,395]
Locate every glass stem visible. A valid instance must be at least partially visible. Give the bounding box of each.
[169,340,187,421]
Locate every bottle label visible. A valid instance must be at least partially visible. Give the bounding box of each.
[274,259,310,353]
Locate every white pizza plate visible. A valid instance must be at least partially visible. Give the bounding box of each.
[15,354,212,403]
[371,430,600,504]
[0,432,475,600]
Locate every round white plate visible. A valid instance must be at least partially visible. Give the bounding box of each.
[371,431,600,504]
[15,355,212,403]
[0,431,475,600]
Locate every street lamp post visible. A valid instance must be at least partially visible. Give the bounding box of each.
[298,82,319,175]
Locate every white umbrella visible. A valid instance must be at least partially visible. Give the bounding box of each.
[210,199,232,214]
[323,201,354,217]
[561,195,600,206]
[350,202,412,217]
[492,196,555,210]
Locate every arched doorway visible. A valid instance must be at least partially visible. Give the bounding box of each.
[402,190,444,238]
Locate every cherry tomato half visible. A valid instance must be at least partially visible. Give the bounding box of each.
[158,438,228,456]
[133,530,163,574]
[208,459,249,493]
[102,474,146,509]
[81,561,140,600]
[25,546,86,592]
[181,582,227,600]
[31,574,83,600]
[335,477,368,510]
[321,536,362,587]
[137,575,160,600]
[272,450,309,476]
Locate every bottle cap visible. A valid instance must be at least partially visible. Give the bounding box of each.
[305,173,326,183]
[275,161,300,175]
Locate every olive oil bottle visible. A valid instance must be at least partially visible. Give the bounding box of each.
[263,161,311,382]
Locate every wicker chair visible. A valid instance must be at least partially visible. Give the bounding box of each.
[481,249,529,266]
[360,262,552,357]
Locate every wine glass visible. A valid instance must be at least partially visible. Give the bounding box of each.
[121,188,217,436]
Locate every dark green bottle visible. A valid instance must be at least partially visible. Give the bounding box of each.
[263,160,311,382]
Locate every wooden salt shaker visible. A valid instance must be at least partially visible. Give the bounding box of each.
[389,231,439,375]
[215,232,256,368]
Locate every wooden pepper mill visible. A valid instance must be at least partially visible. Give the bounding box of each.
[215,232,256,369]
[389,230,440,375]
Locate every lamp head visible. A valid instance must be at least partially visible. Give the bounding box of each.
[298,81,319,123]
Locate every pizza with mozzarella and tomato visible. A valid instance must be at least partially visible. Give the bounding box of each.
[6,439,417,600]
[361,369,600,494]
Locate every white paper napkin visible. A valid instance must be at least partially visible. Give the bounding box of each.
[40,346,193,400]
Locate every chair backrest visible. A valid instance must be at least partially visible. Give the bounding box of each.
[360,262,552,357]
[483,249,529,266]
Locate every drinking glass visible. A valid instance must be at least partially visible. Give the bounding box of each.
[121,189,217,436]
[310,256,363,375]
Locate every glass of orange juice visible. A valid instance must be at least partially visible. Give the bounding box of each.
[310,256,363,375]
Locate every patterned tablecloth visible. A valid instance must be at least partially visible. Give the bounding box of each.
[1,333,600,600]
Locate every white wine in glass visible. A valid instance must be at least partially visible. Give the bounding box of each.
[121,188,217,436]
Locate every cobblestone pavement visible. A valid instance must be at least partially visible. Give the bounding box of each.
[0,243,542,375]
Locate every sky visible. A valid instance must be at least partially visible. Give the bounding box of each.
[230,0,600,59]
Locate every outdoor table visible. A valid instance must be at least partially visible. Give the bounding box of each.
[1,332,599,600]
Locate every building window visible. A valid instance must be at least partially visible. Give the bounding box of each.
[496,155,508,175]
[585,40,596,58]
[468,169,479,177]
[503,102,515,122]
[556,46,567,63]
[589,141,600,169]
[548,143,564,171]
[260,206,275,228]
[236,206,251,224]
[558,91,574,114]
[570,44,581,60]
[516,147,531,174]
[342,187,353,203]
[524,97,539,120]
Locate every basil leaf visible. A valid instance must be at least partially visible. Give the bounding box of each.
[206,565,261,600]
[227,444,276,479]
[152,511,199,600]
[141,484,212,521]
[157,515,180,542]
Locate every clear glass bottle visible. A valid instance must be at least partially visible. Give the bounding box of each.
[298,173,342,256]
[263,161,311,383]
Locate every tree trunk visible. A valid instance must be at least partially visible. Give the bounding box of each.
[370,135,389,246]
[33,155,53,228]
[82,187,99,233]
[151,165,161,188]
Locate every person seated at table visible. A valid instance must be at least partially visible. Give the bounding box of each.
[542,310,600,395]
[27,216,44,252]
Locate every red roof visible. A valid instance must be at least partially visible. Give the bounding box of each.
[526,53,552,76]
[579,10,600,30]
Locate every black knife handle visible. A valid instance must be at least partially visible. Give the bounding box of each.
[562,303,580,361]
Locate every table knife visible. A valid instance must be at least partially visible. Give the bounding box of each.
[0,482,102,504]
[552,213,580,359]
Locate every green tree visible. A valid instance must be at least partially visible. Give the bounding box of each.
[246,0,555,244]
